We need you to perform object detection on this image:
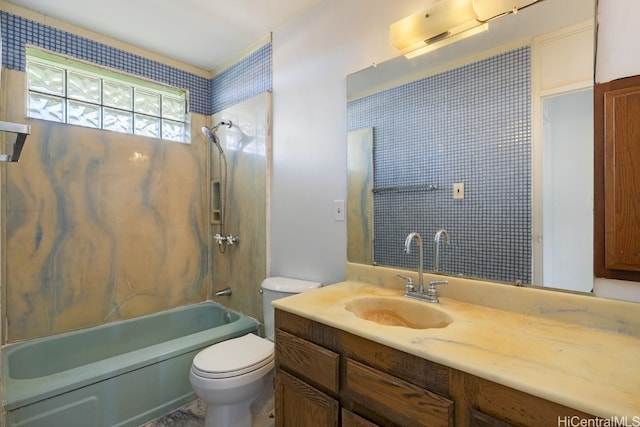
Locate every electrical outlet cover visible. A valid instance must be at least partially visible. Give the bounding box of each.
[453,182,465,199]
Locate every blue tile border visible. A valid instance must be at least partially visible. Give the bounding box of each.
[1,11,272,116]
[210,43,272,114]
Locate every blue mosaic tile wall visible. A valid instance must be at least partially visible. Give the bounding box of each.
[348,47,532,284]
[210,43,272,114]
[1,11,273,116]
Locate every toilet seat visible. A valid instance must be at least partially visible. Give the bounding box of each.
[192,333,274,379]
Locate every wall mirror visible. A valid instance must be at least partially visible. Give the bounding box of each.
[346,0,596,293]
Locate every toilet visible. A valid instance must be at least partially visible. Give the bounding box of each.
[189,277,321,427]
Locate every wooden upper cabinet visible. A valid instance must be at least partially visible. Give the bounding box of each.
[595,75,640,279]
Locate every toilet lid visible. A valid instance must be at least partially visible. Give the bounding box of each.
[193,333,274,379]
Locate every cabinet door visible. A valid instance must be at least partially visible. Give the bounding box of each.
[604,84,640,270]
[595,75,640,279]
[275,369,339,427]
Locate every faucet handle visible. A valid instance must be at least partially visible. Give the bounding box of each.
[429,280,448,287]
[426,280,448,302]
[395,273,414,291]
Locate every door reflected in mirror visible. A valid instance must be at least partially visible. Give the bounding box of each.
[540,89,593,292]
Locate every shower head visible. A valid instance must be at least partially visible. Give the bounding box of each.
[200,127,221,155]
[201,125,215,141]
[202,121,232,154]
[201,126,222,154]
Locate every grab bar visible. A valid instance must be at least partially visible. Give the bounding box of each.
[372,183,439,193]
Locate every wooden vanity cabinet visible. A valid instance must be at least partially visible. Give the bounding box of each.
[275,309,453,427]
[274,309,596,427]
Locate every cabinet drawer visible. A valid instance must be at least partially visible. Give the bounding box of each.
[345,358,453,427]
[342,408,380,427]
[470,409,514,427]
[275,329,340,394]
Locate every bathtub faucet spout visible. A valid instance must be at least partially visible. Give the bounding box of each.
[214,287,232,297]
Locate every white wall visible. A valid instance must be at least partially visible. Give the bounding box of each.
[270,0,425,284]
[595,0,640,83]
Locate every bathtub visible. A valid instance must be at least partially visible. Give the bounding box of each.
[2,302,258,427]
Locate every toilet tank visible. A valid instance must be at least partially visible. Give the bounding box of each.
[261,277,321,341]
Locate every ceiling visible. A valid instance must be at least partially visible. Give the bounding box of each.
[5,0,322,71]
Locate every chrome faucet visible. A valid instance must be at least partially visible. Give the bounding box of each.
[400,232,449,303]
[396,272,448,303]
[404,232,424,292]
[434,229,450,272]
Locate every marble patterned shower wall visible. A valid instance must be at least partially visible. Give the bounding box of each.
[2,69,211,342]
[209,93,271,325]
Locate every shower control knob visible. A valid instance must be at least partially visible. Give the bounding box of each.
[213,233,239,245]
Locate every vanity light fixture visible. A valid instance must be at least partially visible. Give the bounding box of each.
[390,0,543,59]
[402,22,488,59]
[390,0,487,59]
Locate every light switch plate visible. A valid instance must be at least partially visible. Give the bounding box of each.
[334,200,345,221]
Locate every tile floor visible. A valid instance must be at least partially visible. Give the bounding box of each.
[141,398,275,427]
[141,400,205,427]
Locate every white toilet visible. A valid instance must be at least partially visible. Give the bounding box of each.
[189,277,321,427]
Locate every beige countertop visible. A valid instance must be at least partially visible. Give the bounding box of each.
[272,279,640,420]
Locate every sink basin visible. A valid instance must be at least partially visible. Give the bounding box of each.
[345,296,453,329]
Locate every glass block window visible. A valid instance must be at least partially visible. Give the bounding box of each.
[25,47,190,143]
